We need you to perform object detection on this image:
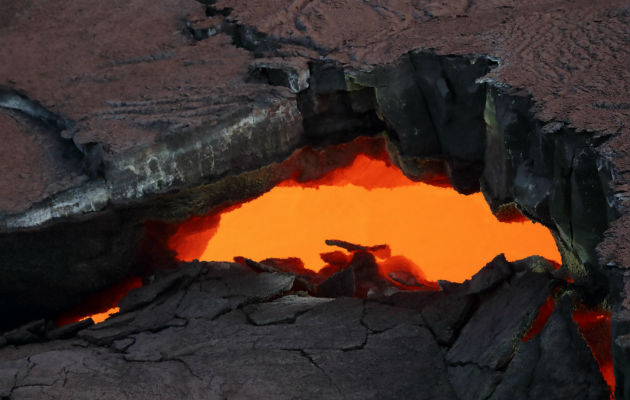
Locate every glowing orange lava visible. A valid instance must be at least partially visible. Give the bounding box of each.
[79,307,120,324]
[57,277,142,326]
[523,297,614,397]
[172,153,561,283]
[522,296,556,343]
[574,308,615,396]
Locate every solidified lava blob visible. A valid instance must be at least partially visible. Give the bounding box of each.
[172,151,561,283]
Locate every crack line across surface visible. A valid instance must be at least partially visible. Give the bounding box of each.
[164,357,204,381]
[295,349,345,399]
[0,87,73,131]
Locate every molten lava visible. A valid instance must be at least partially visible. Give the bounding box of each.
[80,308,119,324]
[522,296,556,343]
[172,152,561,283]
[56,277,142,326]
[574,308,615,395]
[523,296,614,396]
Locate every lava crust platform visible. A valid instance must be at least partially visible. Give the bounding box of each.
[0,258,609,399]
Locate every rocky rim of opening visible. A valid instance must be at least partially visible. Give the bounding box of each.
[0,256,614,399]
[0,0,628,398]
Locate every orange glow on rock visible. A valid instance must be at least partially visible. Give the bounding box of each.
[168,213,222,263]
[80,307,120,324]
[522,299,614,396]
[573,308,615,396]
[522,296,556,342]
[56,277,142,327]
[173,153,561,283]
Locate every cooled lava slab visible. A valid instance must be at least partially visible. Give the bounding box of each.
[0,257,610,399]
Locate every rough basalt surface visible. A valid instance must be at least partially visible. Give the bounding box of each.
[0,258,611,399]
[0,0,628,397]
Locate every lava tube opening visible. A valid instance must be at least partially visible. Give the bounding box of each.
[170,138,561,284]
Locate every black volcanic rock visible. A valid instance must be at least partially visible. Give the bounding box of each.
[458,253,515,295]
[118,263,202,313]
[446,269,555,369]
[362,301,424,333]
[0,259,611,399]
[243,295,332,325]
[304,324,458,400]
[349,52,493,194]
[3,319,47,346]
[490,296,609,400]
[317,266,355,298]
[46,318,94,341]
[420,292,475,346]
[448,364,502,400]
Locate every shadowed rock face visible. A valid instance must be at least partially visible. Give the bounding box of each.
[0,258,611,399]
[490,296,609,400]
[0,0,628,396]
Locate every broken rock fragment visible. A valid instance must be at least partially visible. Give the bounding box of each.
[490,296,610,400]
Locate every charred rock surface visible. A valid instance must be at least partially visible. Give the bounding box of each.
[0,257,610,399]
